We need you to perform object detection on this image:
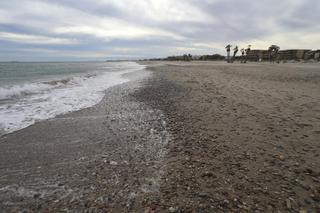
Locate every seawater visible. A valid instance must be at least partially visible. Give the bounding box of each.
[0,61,145,134]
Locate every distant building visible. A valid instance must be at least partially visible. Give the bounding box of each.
[192,55,201,60]
[246,50,269,61]
[278,49,310,61]
[245,49,315,61]
[304,50,320,60]
[315,50,320,60]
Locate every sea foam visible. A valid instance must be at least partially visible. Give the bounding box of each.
[0,62,145,134]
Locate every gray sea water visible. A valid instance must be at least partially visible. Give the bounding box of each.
[0,61,145,134]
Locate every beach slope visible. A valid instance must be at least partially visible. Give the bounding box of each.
[133,61,320,212]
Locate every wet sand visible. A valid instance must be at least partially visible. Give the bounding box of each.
[1,61,320,212]
[0,70,170,212]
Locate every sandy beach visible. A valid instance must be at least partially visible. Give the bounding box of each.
[135,61,320,212]
[1,61,320,212]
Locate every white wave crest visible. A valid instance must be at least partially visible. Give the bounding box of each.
[0,83,58,100]
[0,62,145,134]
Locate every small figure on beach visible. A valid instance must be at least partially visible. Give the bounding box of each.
[268,45,280,63]
[240,48,245,63]
[232,46,238,62]
[225,44,232,63]
[244,45,251,63]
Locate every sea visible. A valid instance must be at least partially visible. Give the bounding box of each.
[0,61,145,135]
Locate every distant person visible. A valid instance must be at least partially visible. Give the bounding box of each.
[274,46,280,63]
[244,45,251,63]
[240,48,245,63]
[268,45,280,63]
[233,46,238,62]
[225,44,232,63]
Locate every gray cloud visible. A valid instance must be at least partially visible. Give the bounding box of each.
[0,0,319,61]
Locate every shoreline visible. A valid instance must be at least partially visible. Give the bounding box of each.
[0,61,145,136]
[0,67,170,211]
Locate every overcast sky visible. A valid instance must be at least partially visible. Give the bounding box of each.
[0,0,319,61]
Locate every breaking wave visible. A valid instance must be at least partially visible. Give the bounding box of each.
[0,62,145,134]
[0,81,65,100]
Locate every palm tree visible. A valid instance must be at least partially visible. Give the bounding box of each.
[233,46,238,62]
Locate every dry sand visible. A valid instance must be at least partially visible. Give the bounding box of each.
[0,61,319,212]
[133,61,320,212]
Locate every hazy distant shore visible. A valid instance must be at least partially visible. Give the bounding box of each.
[1,61,319,212]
